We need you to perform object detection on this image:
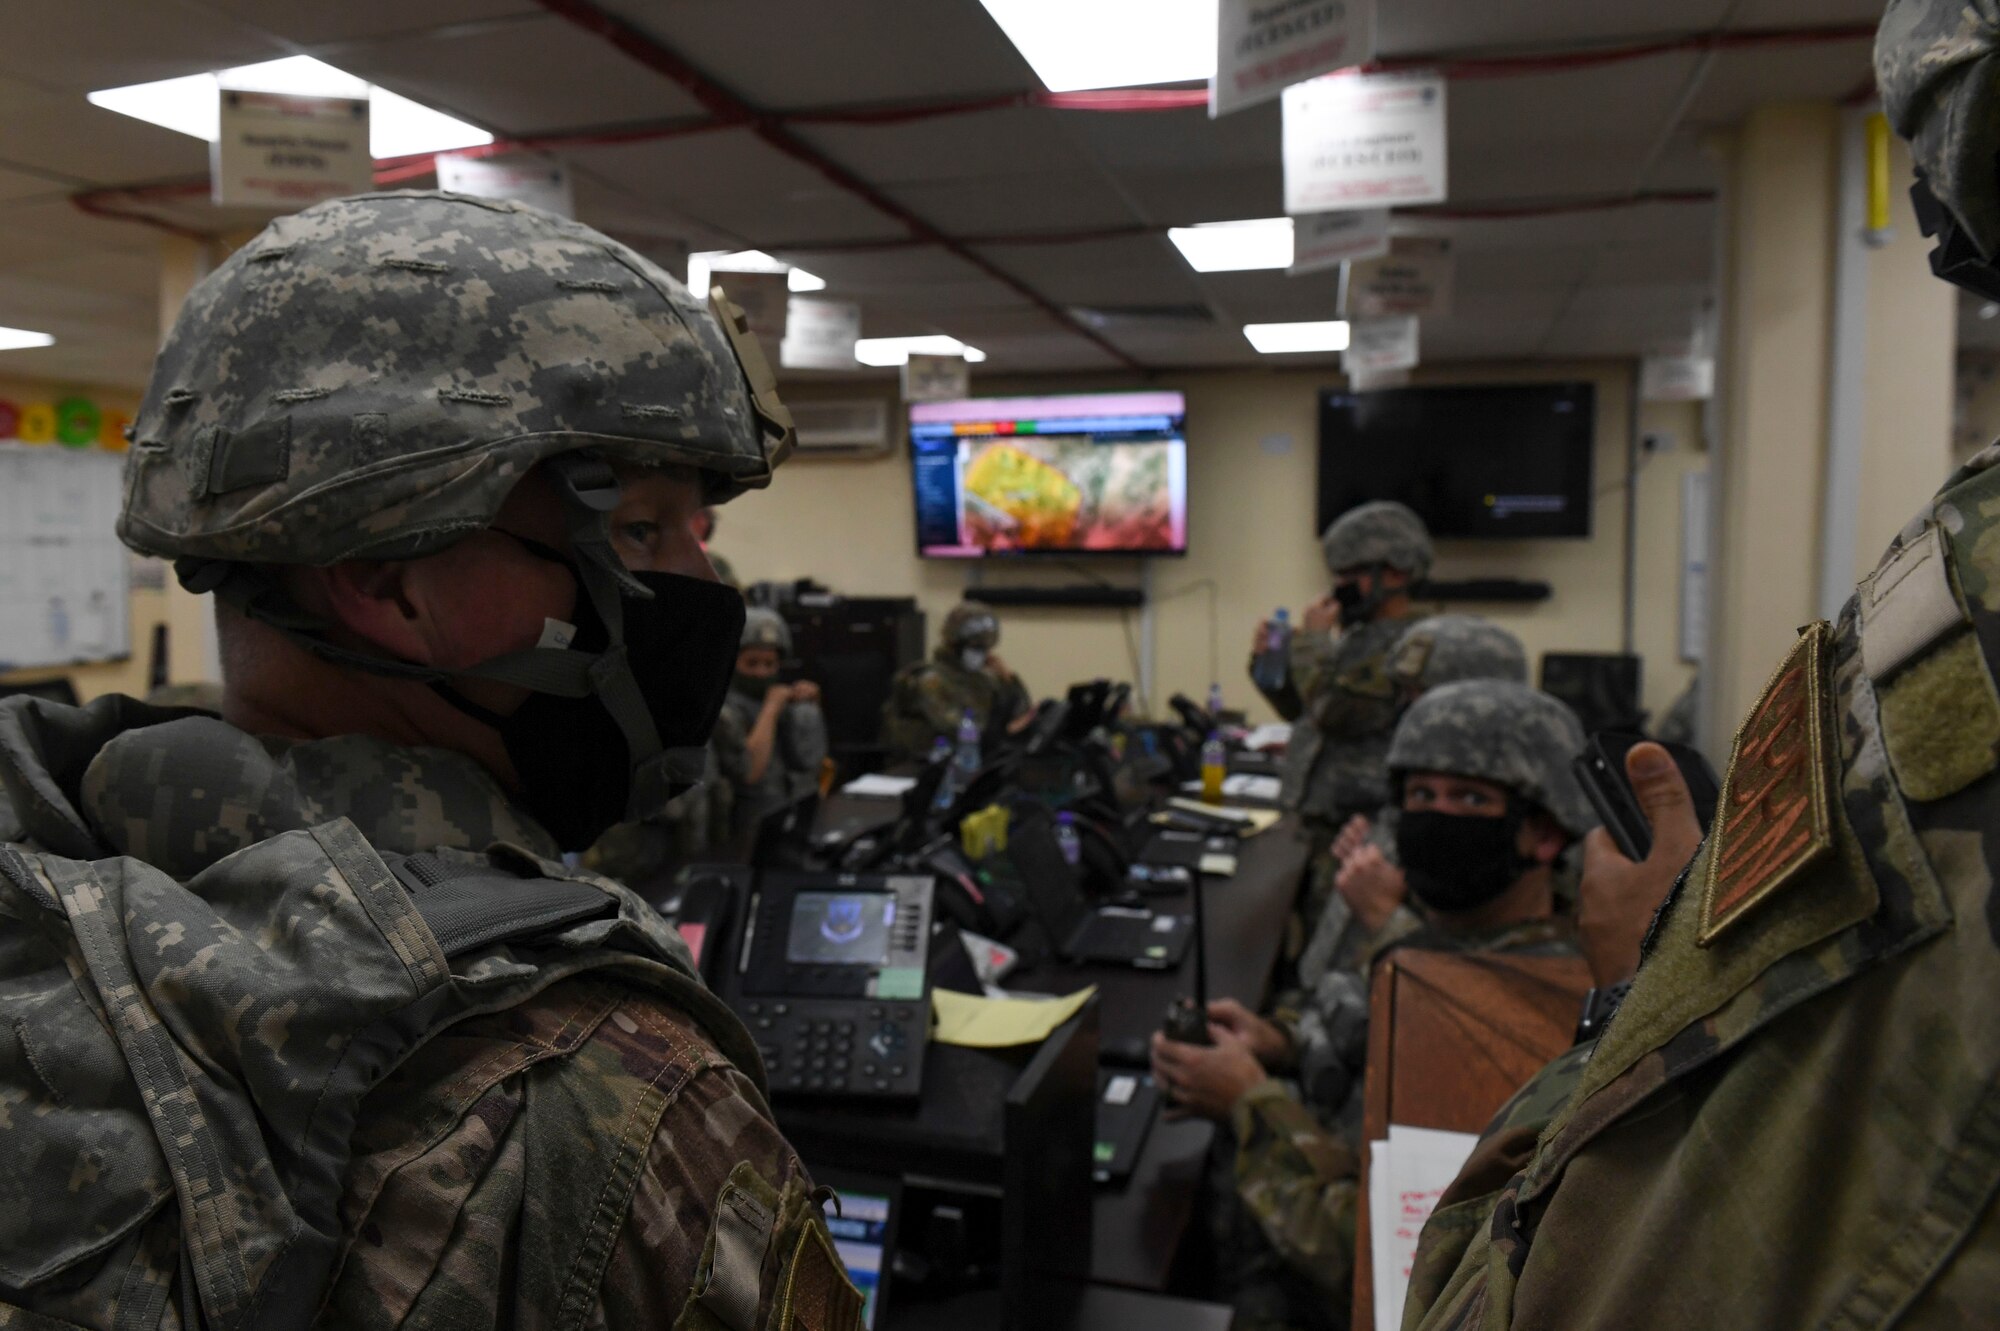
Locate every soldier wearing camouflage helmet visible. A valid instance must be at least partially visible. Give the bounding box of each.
[711,606,828,835]
[1400,6,2000,1326]
[0,193,864,1328]
[1153,680,1590,1330]
[1255,502,1434,960]
[879,600,1033,761]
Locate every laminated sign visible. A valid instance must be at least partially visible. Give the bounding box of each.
[1343,237,1454,318]
[1291,208,1390,275]
[1212,0,1376,118]
[435,153,575,217]
[1283,71,1447,213]
[212,90,372,209]
[1343,316,1419,376]
[780,298,861,371]
[903,353,969,403]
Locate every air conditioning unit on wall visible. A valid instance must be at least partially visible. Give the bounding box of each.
[789,398,893,457]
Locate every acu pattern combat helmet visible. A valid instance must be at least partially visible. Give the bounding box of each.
[1320,500,1433,580]
[1878,0,2000,293]
[1388,615,1529,697]
[1387,678,1596,838]
[741,606,793,655]
[942,602,1000,651]
[120,189,793,570]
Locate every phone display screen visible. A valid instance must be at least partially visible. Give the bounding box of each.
[785,891,895,967]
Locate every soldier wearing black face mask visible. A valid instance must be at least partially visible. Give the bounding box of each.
[1151,679,1594,1331]
[880,601,1033,762]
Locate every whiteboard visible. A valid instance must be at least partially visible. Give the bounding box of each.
[0,445,132,670]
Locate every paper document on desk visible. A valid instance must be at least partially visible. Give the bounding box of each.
[931,985,1096,1048]
[1178,774,1282,802]
[1162,799,1284,837]
[1242,723,1293,752]
[841,773,918,798]
[1368,1124,1478,1331]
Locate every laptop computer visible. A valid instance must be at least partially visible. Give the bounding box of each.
[807,1165,901,1330]
[1010,812,1192,969]
[1094,1068,1161,1183]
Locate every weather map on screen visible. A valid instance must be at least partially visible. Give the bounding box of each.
[910,391,1188,557]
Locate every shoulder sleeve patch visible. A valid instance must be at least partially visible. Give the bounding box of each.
[1697,621,1838,946]
[773,1215,864,1331]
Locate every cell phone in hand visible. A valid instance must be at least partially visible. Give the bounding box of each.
[1570,731,1721,862]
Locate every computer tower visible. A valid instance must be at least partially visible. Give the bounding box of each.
[777,594,925,774]
[1539,652,1645,735]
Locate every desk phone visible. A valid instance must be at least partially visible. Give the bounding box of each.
[728,871,934,1099]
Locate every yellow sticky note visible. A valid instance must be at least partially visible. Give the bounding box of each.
[930,985,1097,1049]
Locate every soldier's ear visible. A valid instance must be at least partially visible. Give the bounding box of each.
[1521,811,1567,866]
[311,559,436,665]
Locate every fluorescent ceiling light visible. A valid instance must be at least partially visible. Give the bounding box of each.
[88,55,492,159]
[688,250,827,298]
[1244,320,1350,354]
[1168,217,1294,272]
[0,326,55,351]
[977,0,1215,92]
[854,335,988,367]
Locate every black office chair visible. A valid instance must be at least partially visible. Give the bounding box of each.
[1539,652,1645,735]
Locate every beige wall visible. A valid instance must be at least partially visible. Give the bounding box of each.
[1852,132,1956,583]
[720,360,1703,726]
[1708,103,1839,735]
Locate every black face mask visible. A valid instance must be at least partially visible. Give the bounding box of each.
[1395,807,1533,914]
[733,672,775,702]
[438,538,745,851]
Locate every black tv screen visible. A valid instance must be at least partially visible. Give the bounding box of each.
[1317,382,1596,539]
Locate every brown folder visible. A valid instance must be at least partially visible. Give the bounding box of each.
[1352,949,1593,1331]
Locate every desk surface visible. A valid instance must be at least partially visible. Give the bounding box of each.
[810,790,1310,1292]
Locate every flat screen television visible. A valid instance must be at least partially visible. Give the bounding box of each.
[910,391,1188,557]
[1317,382,1596,539]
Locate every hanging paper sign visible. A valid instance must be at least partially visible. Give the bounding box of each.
[1343,316,1419,376]
[1283,71,1447,214]
[780,298,861,370]
[1213,0,1375,118]
[212,89,372,209]
[1640,355,1715,401]
[1290,208,1390,275]
[1342,237,1454,318]
[435,153,575,217]
[712,270,791,357]
[1346,366,1410,393]
[902,353,970,402]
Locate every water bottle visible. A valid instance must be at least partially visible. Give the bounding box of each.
[953,709,983,783]
[1207,681,1225,719]
[929,734,958,810]
[1200,730,1227,804]
[1054,811,1083,868]
[1252,608,1292,694]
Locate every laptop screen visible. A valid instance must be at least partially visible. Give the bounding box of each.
[824,1182,894,1328]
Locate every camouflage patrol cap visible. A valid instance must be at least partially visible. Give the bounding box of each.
[1388,615,1528,695]
[119,190,795,566]
[942,602,1000,649]
[1320,501,1432,580]
[741,606,792,655]
[1387,679,1595,837]
[1878,0,2000,260]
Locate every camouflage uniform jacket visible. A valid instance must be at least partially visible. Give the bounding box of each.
[1232,917,1579,1308]
[879,649,1031,763]
[0,694,857,1331]
[1268,617,1410,832]
[716,688,829,837]
[1406,446,2000,1330]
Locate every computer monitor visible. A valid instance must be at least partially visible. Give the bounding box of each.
[910,392,1190,558]
[809,1166,902,1330]
[1001,996,1097,1331]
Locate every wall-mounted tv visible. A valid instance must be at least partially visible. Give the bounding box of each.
[910,391,1189,558]
[1317,382,1596,539]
